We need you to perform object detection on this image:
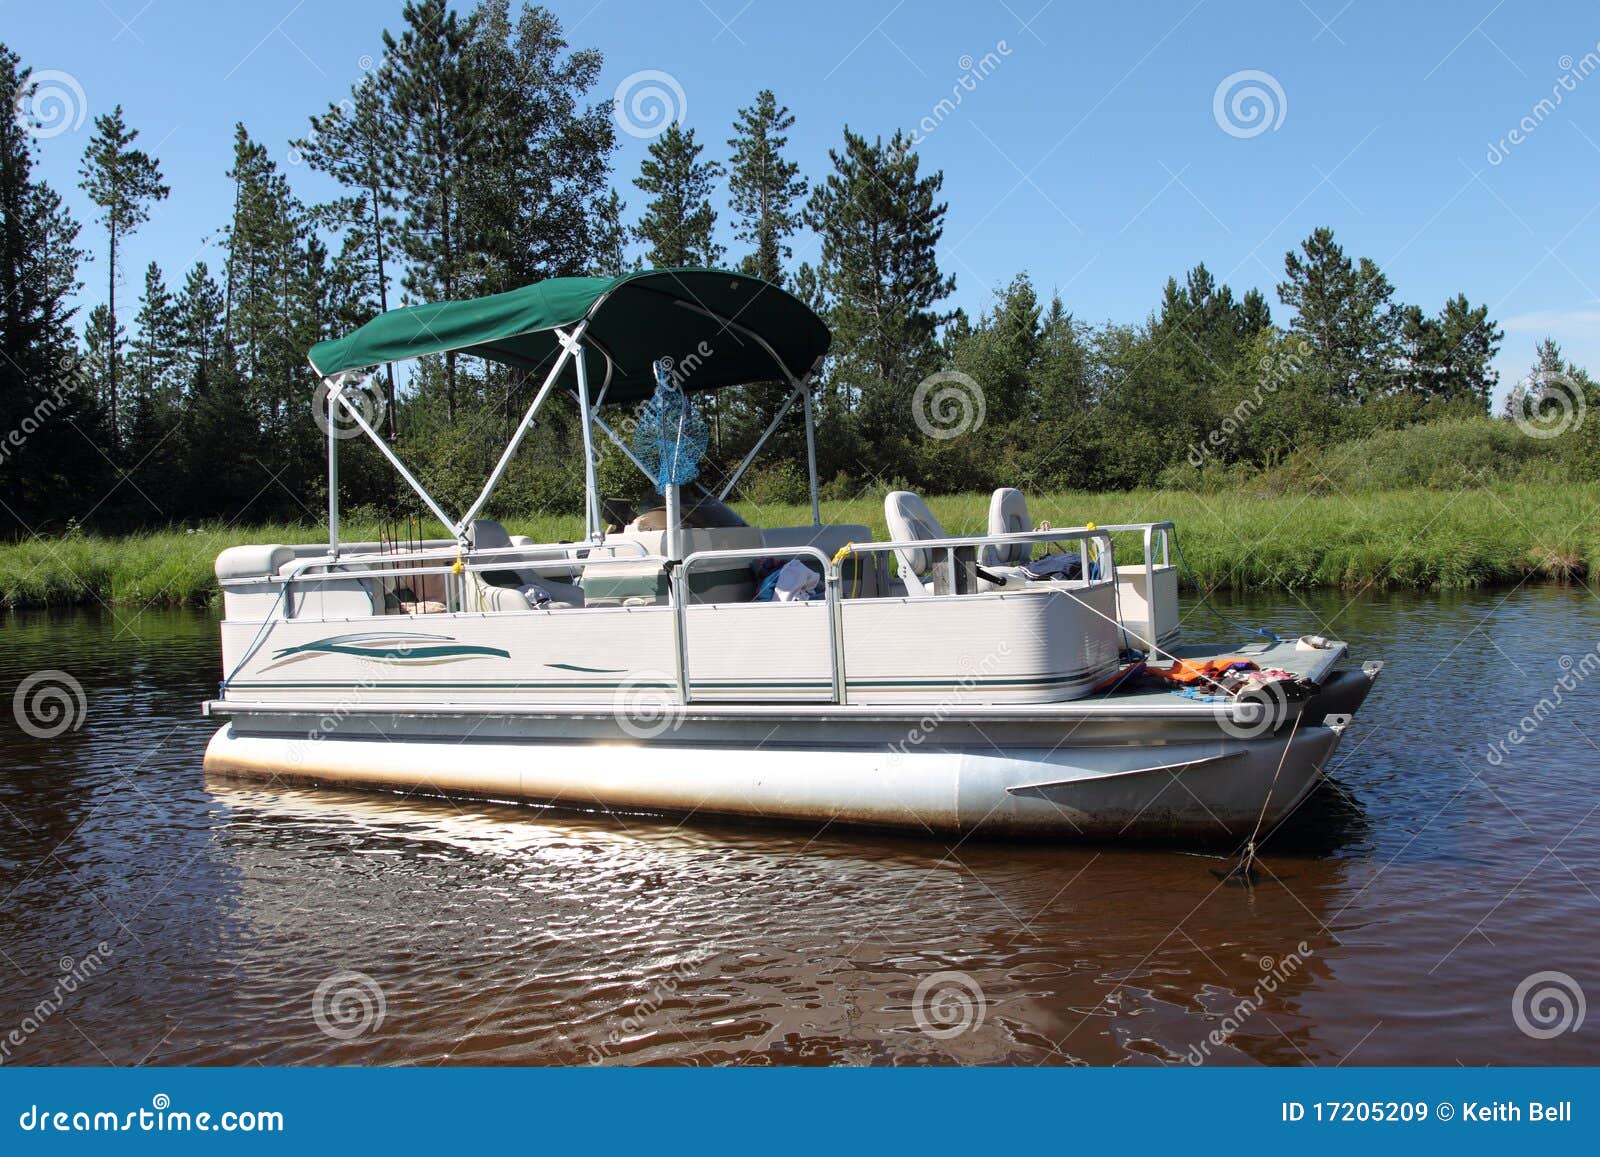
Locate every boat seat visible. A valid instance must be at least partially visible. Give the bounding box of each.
[467,519,585,609]
[984,488,1033,566]
[589,525,762,605]
[884,491,1029,596]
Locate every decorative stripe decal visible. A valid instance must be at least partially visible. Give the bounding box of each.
[266,631,511,666]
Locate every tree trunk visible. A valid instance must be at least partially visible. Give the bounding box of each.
[108,216,118,445]
[370,172,397,440]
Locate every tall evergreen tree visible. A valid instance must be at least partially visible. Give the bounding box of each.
[726,90,807,284]
[805,128,954,478]
[1278,227,1399,402]
[589,189,629,276]
[127,261,181,465]
[808,129,953,388]
[465,0,616,289]
[633,123,723,268]
[1433,294,1502,406]
[380,0,482,419]
[294,72,401,435]
[78,105,169,444]
[0,43,97,531]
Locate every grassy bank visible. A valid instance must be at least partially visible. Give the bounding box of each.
[3,481,1597,611]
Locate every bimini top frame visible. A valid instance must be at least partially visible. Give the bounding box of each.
[309,268,833,554]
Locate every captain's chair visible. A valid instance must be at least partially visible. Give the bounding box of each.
[885,490,1049,597]
[983,487,1033,567]
[884,491,947,596]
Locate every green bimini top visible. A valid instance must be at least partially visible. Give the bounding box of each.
[306,268,831,405]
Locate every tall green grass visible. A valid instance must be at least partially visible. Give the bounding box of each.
[3,482,1596,610]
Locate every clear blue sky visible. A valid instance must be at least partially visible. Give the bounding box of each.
[10,0,1600,396]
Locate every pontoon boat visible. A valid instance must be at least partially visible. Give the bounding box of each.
[202,269,1381,841]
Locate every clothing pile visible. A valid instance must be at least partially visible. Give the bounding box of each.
[1017,553,1083,582]
[1142,657,1301,703]
[752,557,824,602]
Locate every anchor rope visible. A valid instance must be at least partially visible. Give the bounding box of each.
[1235,698,1306,879]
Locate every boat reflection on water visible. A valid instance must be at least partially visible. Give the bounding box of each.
[204,773,1369,1066]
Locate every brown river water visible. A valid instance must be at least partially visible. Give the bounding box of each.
[1,589,1597,1066]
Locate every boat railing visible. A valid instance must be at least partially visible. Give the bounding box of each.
[675,545,842,704]
[832,520,1175,653]
[219,538,659,618]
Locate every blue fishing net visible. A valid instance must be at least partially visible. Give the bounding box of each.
[631,360,709,493]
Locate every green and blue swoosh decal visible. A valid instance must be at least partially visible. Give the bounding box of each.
[266,632,510,668]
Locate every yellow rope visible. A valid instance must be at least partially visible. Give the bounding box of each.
[831,544,861,599]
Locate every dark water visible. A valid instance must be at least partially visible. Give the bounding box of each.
[1,588,1597,1066]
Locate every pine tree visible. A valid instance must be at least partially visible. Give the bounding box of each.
[294,71,400,434]
[1434,294,1501,407]
[465,0,615,288]
[78,105,169,444]
[223,123,328,503]
[379,0,482,419]
[127,261,181,465]
[633,123,724,268]
[589,189,630,276]
[0,43,97,531]
[809,129,954,387]
[807,128,953,440]
[1278,227,1399,402]
[726,90,806,284]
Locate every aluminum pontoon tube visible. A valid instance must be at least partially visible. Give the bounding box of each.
[203,717,1348,840]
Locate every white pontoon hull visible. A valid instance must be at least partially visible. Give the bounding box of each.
[203,699,1356,841]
